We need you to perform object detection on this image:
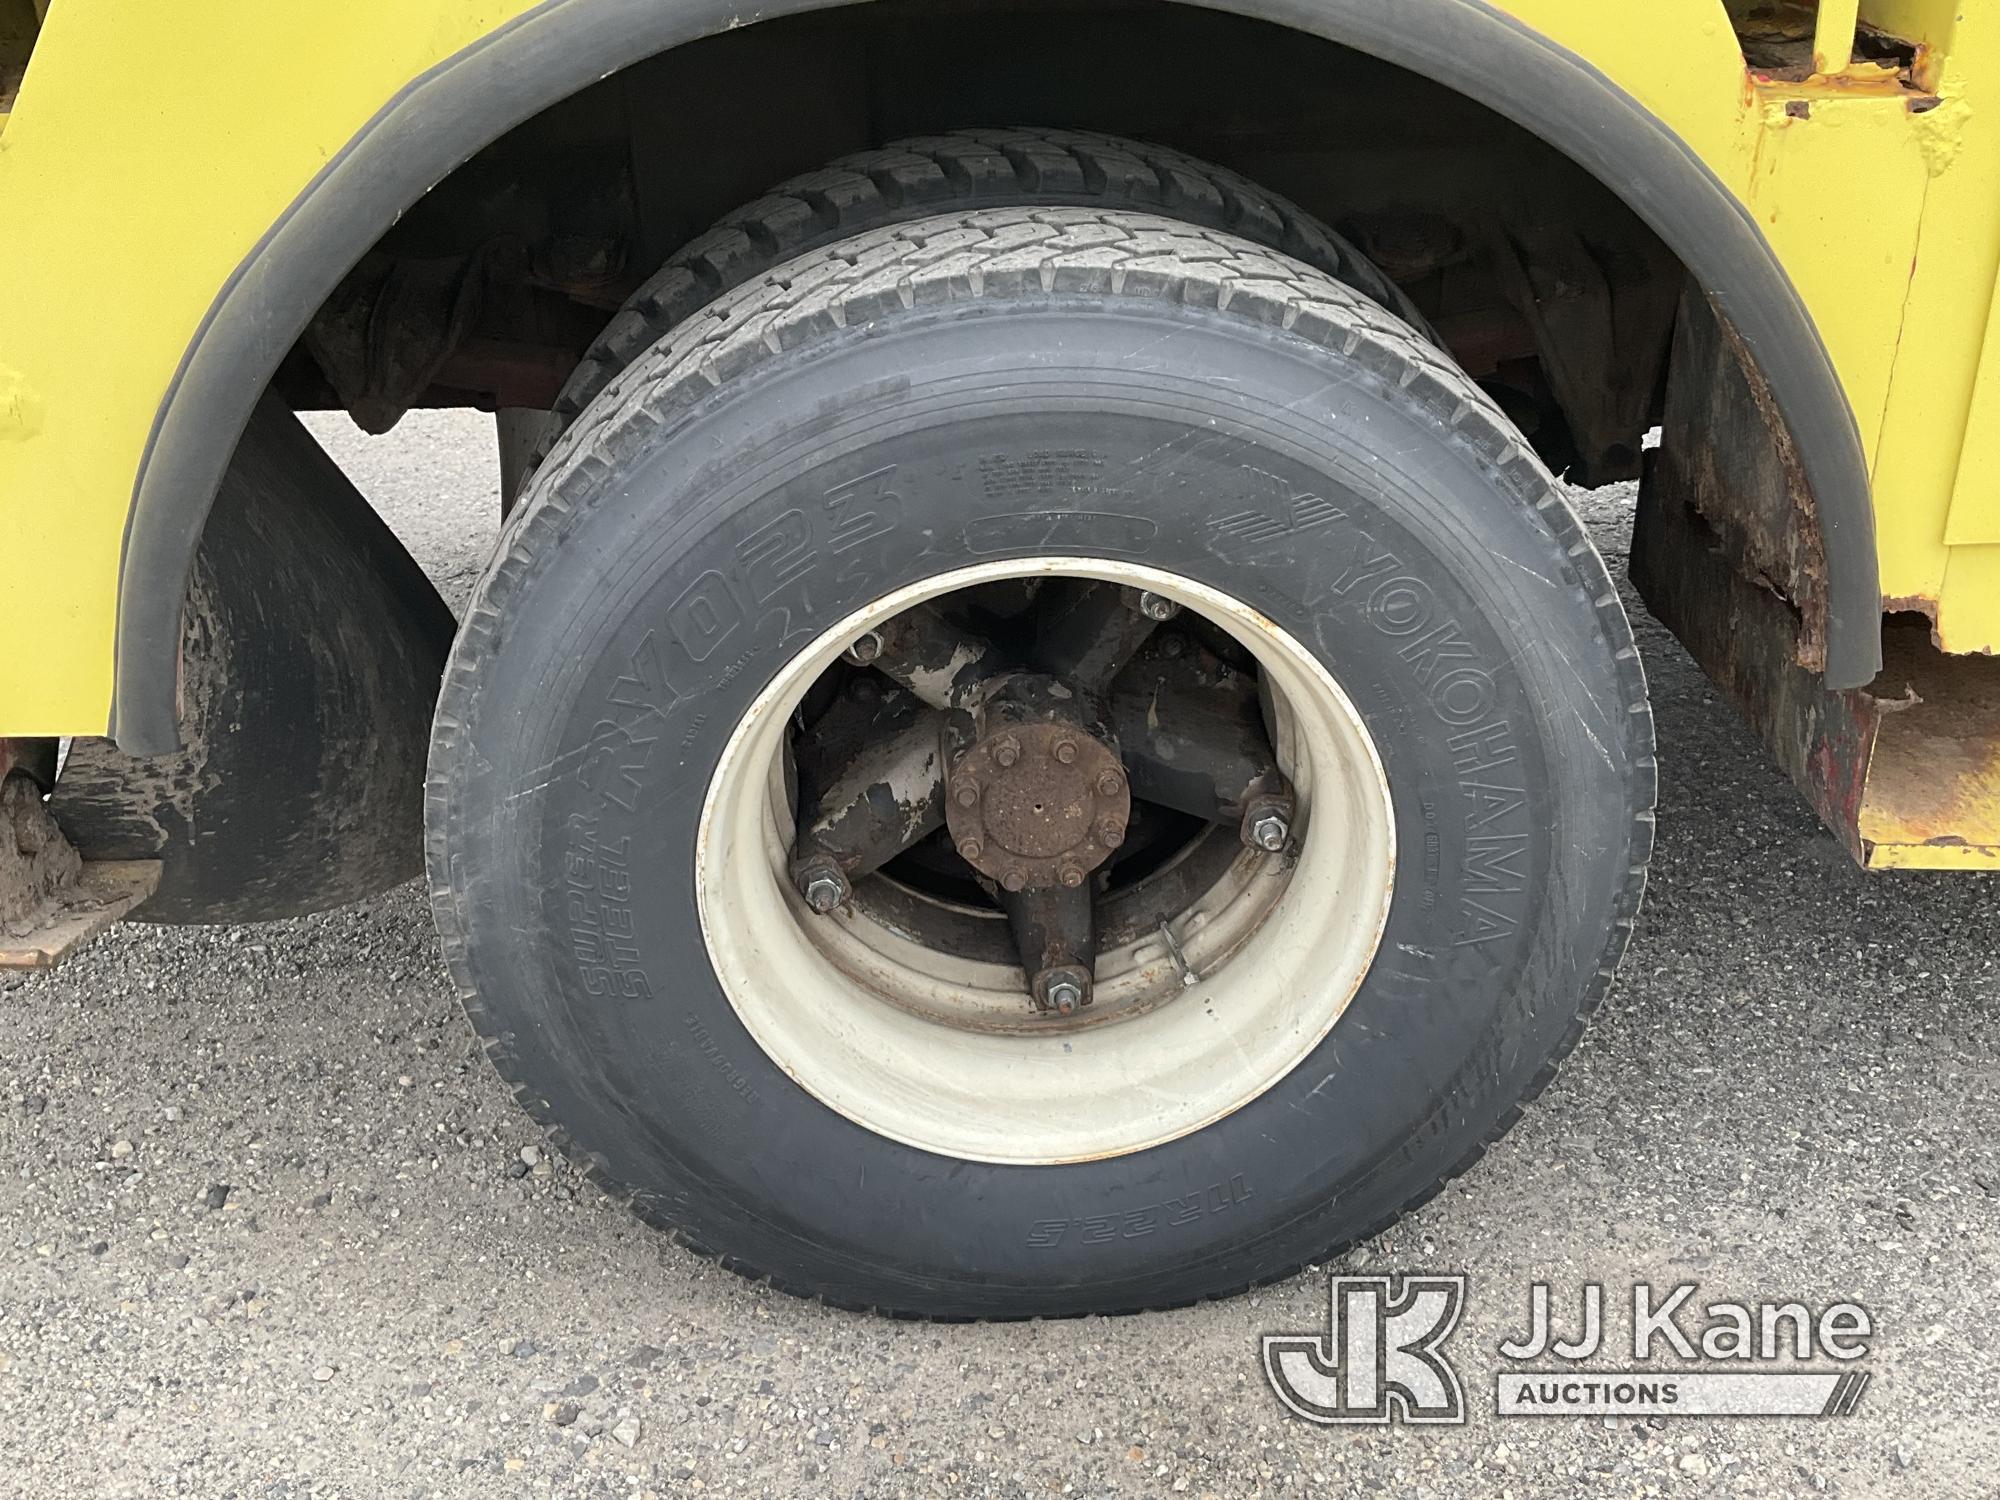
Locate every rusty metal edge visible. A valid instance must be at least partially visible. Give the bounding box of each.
[1633,451,1879,867]
[0,860,161,970]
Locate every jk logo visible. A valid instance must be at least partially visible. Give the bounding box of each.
[1262,1274,1468,1425]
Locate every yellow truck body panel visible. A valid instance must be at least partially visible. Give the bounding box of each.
[5,0,2000,863]
[0,0,541,731]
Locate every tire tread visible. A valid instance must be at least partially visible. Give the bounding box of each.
[516,128,1428,490]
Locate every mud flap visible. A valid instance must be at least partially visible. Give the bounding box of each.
[52,395,456,922]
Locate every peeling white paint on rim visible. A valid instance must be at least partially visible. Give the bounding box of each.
[821,831,1287,1038]
[696,558,1395,1165]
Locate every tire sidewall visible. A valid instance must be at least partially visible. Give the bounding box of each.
[434,295,1640,1313]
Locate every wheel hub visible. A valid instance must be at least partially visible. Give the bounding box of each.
[945,676,1130,893]
[697,558,1397,1161]
[783,580,1314,1021]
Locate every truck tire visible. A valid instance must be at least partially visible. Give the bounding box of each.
[429,208,1653,1317]
[514,127,1429,495]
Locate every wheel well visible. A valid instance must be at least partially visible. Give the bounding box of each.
[114,0,1880,755]
[278,0,1680,488]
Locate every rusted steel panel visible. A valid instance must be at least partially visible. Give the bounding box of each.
[1858,625,2000,866]
[1655,288,1830,671]
[1637,293,2000,870]
[1633,454,1876,863]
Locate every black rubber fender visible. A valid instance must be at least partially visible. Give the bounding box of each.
[53,395,454,923]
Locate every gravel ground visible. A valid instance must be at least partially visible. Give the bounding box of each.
[1,410,1995,1499]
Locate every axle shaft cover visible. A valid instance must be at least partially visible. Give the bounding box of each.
[945,712,1129,893]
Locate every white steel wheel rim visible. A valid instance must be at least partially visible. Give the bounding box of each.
[697,558,1395,1165]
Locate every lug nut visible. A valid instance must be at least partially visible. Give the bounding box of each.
[1052,738,1078,765]
[957,837,984,861]
[1136,591,1181,622]
[1038,965,1092,1016]
[843,630,884,665]
[1058,863,1085,889]
[1095,770,1124,797]
[1249,810,1290,852]
[1096,816,1126,848]
[1001,868,1028,893]
[1159,634,1185,658]
[797,861,850,914]
[993,736,1021,768]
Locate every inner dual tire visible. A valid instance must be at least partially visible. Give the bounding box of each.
[428,175,1653,1317]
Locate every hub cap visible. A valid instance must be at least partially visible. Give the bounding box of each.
[945,676,1129,894]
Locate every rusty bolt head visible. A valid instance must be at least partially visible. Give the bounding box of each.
[1095,769,1124,797]
[1052,738,1078,765]
[993,736,1021,769]
[844,631,885,665]
[1058,863,1085,889]
[797,861,850,914]
[956,836,984,862]
[1096,815,1126,849]
[1249,810,1290,852]
[954,782,980,808]
[1159,634,1185,658]
[1001,868,1028,893]
[1136,591,1181,623]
